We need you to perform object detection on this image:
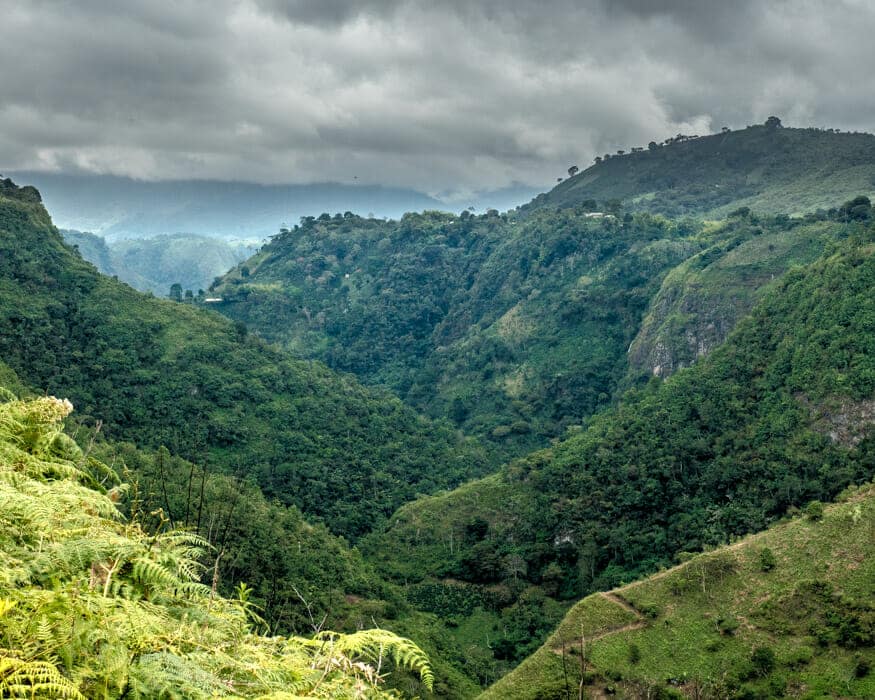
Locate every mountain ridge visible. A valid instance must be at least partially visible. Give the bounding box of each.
[526,121,875,218]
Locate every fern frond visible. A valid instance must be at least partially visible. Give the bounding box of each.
[0,654,84,699]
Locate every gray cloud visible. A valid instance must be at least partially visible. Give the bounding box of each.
[2,0,874,194]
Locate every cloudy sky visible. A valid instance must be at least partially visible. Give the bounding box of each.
[2,0,874,196]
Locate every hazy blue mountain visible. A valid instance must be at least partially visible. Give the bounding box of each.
[62,230,256,295]
[10,172,446,240]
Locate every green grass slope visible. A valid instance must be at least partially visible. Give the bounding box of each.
[482,485,875,699]
[363,229,875,681]
[527,122,875,218]
[0,177,488,541]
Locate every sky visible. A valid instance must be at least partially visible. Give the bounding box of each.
[2,0,875,197]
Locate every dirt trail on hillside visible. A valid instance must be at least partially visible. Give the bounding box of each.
[551,591,647,653]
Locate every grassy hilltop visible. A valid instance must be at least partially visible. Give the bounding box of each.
[527,121,875,219]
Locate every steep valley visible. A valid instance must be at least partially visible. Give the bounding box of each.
[1,126,874,698]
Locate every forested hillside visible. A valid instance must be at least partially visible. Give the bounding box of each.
[4,173,874,698]
[0,178,489,541]
[211,202,850,459]
[211,210,699,456]
[527,121,875,218]
[363,227,875,683]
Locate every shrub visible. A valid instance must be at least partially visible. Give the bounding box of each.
[805,500,824,521]
[640,603,661,619]
[767,674,787,696]
[785,645,814,667]
[751,645,776,676]
[716,614,740,636]
[758,547,777,572]
[628,643,641,665]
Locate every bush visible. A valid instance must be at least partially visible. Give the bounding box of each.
[628,643,641,665]
[640,603,661,619]
[759,547,777,572]
[785,645,814,667]
[751,645,776,676]
[805,500,824,521]
[716,614,740,636]
[767,674,787,696]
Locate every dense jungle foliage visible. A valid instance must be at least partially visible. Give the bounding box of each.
[0,391,434,698]
[363,226,875,680]
[0,179,489,541]
[529,122,875,218]
[2,165,874,698]
[212,208,702,460]
[211,202,847,461]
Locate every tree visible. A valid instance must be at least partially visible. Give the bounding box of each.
[647,141,658,151]
[567,165,579,178]
[759,547,777,572]
[765,116,783,129]
[168,283,183,302]
[838,195,872,222]
[751,646,776,676]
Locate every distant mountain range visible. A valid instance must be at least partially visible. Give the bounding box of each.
[6,171,542,241]
[61,230,256,295]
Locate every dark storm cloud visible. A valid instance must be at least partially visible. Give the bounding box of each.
[2,0,874,194]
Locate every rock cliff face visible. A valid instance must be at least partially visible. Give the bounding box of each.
[628,278,738,377]
[627,220,840,379]
[801,395,875,447]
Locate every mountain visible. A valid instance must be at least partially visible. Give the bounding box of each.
[60,229,116,275]
[362,227,874,684]
[0,177,489,545]
[482,484,875,699]
[208,209,700,458]
[8,171,446,240]
[526,120,875,219]
[62,230,256,295]
[208,205,849,460]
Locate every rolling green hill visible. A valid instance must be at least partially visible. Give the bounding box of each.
[0,177,488,542]
[481,484,875,699]
[527,120,875,219]
[362,228,875,685]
